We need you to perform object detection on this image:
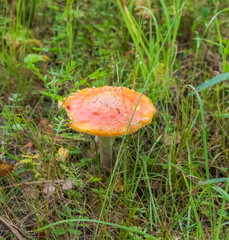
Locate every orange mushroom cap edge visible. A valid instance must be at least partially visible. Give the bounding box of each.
[59,86,156,137]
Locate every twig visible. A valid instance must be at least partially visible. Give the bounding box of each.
[0,216,28,240]
[1,179,67,189]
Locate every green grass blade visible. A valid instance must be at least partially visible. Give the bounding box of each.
[35,218,159,240]
[211,185,229,201]
[189,85,209,179]
[199,178,229,185]
[196,72,229,92]
[40,91,63,101]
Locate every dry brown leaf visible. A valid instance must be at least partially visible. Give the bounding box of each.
[21,184,37,200]
[43,183,55,195]
[56,147,70,162]
[4,34,20,48]
[24,142,34,148]
[114,177,124,193]
[0,161,14,177]
[37,231,47,240]
[4,34,41,49]
[38,119,64,144]
[62,180,74,190]
[38,118,53,134]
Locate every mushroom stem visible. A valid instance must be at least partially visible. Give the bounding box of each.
[98,136,115,172]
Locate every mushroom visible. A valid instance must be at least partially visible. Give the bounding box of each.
[59,86,156,172]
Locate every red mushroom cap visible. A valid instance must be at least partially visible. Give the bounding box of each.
[59,86,156,137]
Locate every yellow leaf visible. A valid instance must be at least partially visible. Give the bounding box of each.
[21,153,39,159]
[18,153,40,165]
[0,162,14,177]
[114,177,124,193]
[57,147,70,162]
[19,159,35,164]
[43,55,50,61]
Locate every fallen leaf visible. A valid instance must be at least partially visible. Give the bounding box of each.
[38,118,53,134]
[37,231,47,240]
[56,147,70,162]
[4,34,20,48]
[0,162,14,177]
[24,142,34,148]
[4,34,41,49]
[114,177,124,193]
[62,180,74,190]
[43,183,56,195]
[21,184,37,200]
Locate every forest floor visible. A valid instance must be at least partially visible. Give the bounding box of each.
[0,0,228,239]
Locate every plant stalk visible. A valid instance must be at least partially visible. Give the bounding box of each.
[98,136,115,172]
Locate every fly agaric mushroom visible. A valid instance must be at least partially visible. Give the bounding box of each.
[59,86,156,172]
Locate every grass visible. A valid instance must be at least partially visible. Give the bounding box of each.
[0,0,229,239]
